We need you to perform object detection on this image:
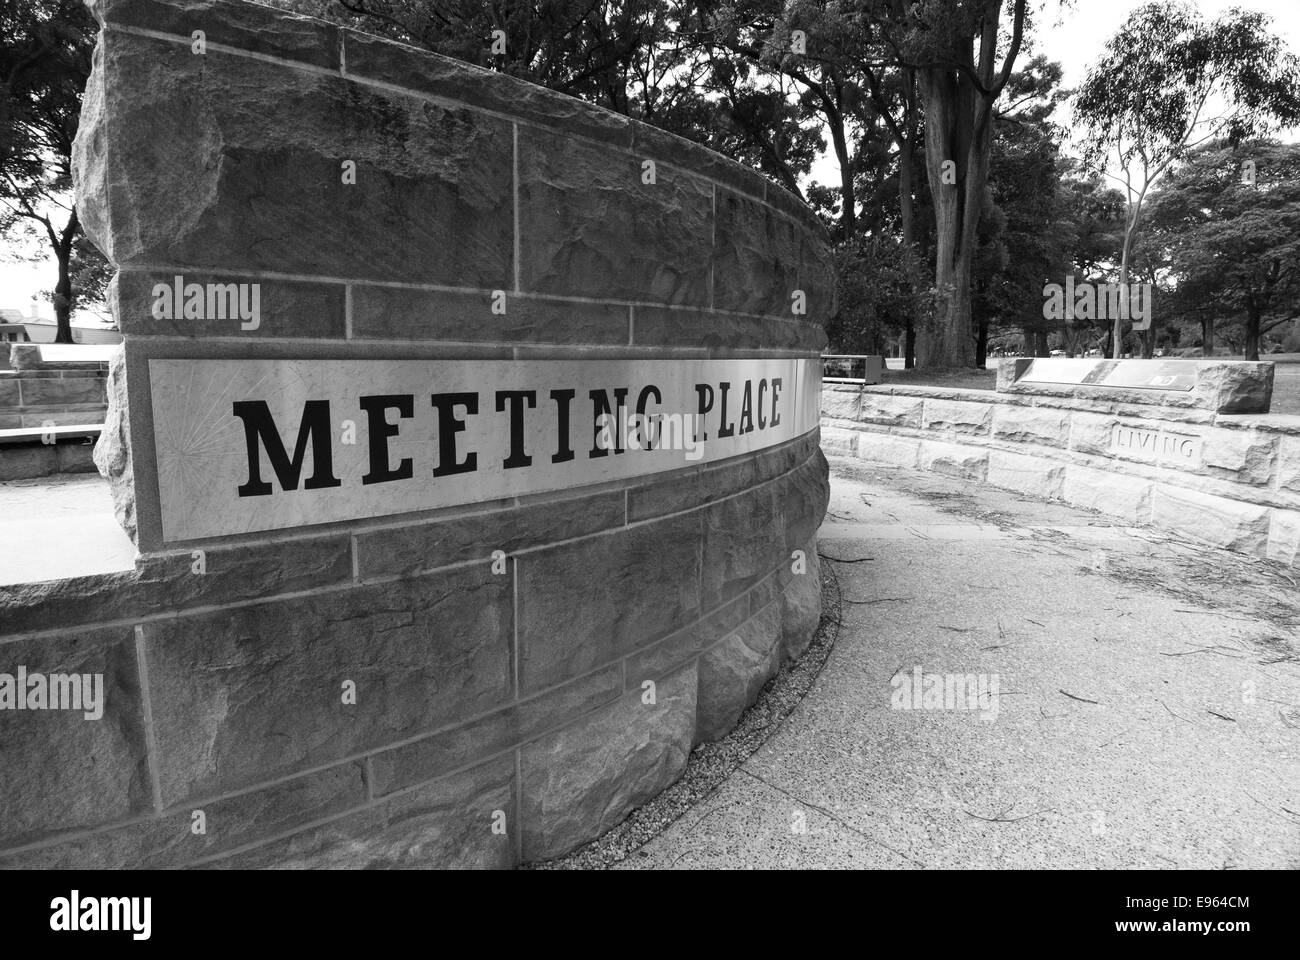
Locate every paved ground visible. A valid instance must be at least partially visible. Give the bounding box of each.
[621,456,1300,869]
[0,473,134,585]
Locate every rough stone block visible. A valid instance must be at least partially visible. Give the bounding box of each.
[142,567,513,805]
[919,440,988,481]
[992,407,1070,448]
[1067,412,1118,456]
[859,392,924,428]
[1275,437,1300,494]
[796,231,838,324]
[356,489,625,579]
[113,272,345,339]
[820,387,861,422]
[353,287,627,345]
[521,662,696,862]
[922,398,994,435]
[1,761,367,869]
[696,601,782,743]
[986,450,1066,500]
[199,755,517,869]
[701,480,784,609]
[0,377,19,407]
[711,188,802,317]
[624,593,748,686]
[1199,430,1278,486]
[518,127,712,305]
[819,427,858,457]
[344,31,632,149]
[369,664,622,798]
[1266,509,1300,567]
[780,536,822,661]
[1193,361,1273,414]
[55,443,98,473]
[17,376,104,408]
[1061,466,1152,525]
[856,432,921,468]
[0,626,148,849]
[631,305,825,352]
[0,445,57,481]
[781,449,830,553]
[75,31,515,286]
[518,510,701,692]
[1150,485,1270,555]
[87,0,342,69]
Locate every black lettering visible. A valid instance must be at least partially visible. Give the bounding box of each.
[636,385,661,451]
[430,392,478,477]
[717,381,735,438]
[495,390,537,469]
[233,400,340,497]
[770,377,782,427]
[757,379,768,428]
[551,389,575,464]
[590,387,629,457]
[738,380,754,434]
[694,384,713,442]
[359,394,413,485]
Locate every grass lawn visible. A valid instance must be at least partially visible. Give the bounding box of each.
[880,361,1300,416]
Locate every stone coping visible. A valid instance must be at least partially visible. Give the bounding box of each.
[845,382,1300,435]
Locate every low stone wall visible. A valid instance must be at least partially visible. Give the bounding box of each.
[0,345,108,479]
[0,0,830,869]
[823,382,1300,566]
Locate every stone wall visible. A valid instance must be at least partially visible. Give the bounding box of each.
[0,0,831,868]
[823,382,1300,566]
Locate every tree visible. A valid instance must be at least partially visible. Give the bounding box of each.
[0,0,105,343]
[1144,140,1300,361]
[889,0,1028,369]
[1075,1,1300,359]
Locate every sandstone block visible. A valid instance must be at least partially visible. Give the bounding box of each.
[711,188,802,317]
[0,626,148,848]
[518,510,701,692]
[992,407,1070,448]
[922,398,993,435]
[518,128,712,305]
[1061,466,1152,525]
[856,432,921,468]
[75,31,515,286]
[986,450,1066,500]
[860,392,924,428]
[919,440,988,480]
[200,756,516,869]
[142,566,513,804]
[1266,509,1300,567]
[696,601,782,743]
[521,663,695,862]
[1150,485,1269,555]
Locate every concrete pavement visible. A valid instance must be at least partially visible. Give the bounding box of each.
[620,456,1300,869]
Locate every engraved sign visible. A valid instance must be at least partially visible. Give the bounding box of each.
[148,357,821,542]
[1018,359,1197,392]
[1109,424,1203,466]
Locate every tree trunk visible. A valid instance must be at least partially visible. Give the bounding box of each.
[53,208,80,345]
[1245,303,1261,361]
[1201,315,1214,357]
[904,320,916,369]
[975,314,989,368]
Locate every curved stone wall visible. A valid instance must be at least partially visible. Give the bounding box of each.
[823,381,1300,566]
[0,0,831,868]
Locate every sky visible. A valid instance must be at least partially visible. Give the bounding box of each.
[3,0,1298,323]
